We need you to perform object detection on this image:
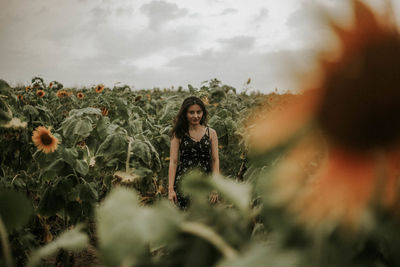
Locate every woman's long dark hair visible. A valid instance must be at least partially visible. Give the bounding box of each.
[171,96,208,139]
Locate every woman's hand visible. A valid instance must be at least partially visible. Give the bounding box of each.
[209,191,219,204]
[168,189,178,204]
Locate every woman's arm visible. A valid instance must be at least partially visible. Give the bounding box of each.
[210,128,220,175]
[168,136,180,203]
[209,128,220,204]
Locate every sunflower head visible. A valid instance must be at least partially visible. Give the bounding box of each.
[56,90,69,98]
[25,86,31,92]
[95,84,105,93]
[77,92,85,99]
[316,0,400,151]
[49,82,53,88]
[17,94,23,101]
[32,126,60,153]
[36,90,45,98]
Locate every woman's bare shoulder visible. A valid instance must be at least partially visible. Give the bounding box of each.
[207,127,217,136]
[171,135,181,143]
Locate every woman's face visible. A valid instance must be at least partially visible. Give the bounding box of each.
[186,104,203,126]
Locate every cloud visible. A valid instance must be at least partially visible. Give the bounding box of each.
[140,0,189,31]
[115,5,135,17]
[0,0,325,92]
[217,35,256,50]
[253,8,269,23]
[162,43,316,92]
[220,8,238,15]
[285,2,337,50]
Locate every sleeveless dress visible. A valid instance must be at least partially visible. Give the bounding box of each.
[174,127,212,209]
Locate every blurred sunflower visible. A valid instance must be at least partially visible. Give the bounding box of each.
[32,126,60,153]
[248,0,400,230]
[36,90,45,98]
[25,85,31,92]
[95,84,104,93]
[56,90,69,98]
[77,92,85,99]
[49,82,53,88]
[17,94,23,101]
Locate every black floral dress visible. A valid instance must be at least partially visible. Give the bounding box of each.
[174,127,212,209]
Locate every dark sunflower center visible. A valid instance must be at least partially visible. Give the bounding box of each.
[40,133,53,146]
[317,35,400,150]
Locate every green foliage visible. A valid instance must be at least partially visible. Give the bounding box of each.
[28,225,88,267]
[0,189,33,231]
[1,77,316,266]
[97,187,182,266]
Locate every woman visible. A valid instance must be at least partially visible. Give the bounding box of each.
[168,96,219,209]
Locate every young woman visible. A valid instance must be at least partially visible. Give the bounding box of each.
[168,96,219,209]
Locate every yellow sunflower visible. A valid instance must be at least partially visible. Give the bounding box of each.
[17,94,23,101]
[56,90,69,98]
[77,92,85,99]
[49,82,53,88]
[32,126,60,154]
[25,85,31,92]
[248,0,400,231]
[95,84,104,93]
[36,90,45,98]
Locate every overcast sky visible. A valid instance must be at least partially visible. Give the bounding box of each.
[1,0,398,93]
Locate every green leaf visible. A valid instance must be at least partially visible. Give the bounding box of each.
[66,201,82,223]
[211,175,251,214]
[131,139,152,166]
[96,187,181,266]
[0,109,11,123]
[96,116,110,139]
[74,159,89,176]
[69,107,102,117]
[37,187,65,216]
[80,182,98,202]
[73,118,93,137]
[28,225,88,267]
[96,134,126,158]
[60,116,94,142]
[23,105,39,117]
[0,189,33,231]
[40,159,65,181]
[62,147,79,167]
[217,245,301,267]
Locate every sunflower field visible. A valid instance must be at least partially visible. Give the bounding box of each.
[2,1,400,266]
[1,76,287,266]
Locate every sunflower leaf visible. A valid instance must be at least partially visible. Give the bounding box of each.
[28,225,88,267]
[0,189,33,231]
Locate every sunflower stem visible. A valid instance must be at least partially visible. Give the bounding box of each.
[0,216,13,267]
[126,139,132,173]
[181,221,237,260]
